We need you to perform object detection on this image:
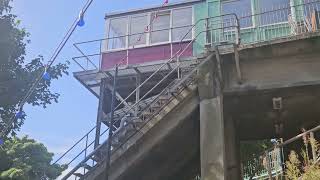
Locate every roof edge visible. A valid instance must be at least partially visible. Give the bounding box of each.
[105,0,204,19]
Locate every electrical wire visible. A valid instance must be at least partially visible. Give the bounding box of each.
[0,0,95,137]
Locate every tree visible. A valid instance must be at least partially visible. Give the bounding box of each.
[286,135,320,179]
[0,0,69,136]
[0,136,67,180]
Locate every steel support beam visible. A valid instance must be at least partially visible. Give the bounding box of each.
[94,78,107,148]
[135,73,141,116]
[105,65,118,180]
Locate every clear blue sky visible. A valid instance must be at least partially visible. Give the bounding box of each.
[12,0,182,162]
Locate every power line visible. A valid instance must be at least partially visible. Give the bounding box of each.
[0,0,95,138]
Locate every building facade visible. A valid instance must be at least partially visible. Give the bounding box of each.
[58,0,320,180]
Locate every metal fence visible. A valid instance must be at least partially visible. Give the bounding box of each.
[72,14,239,72]
[242,125,320,180]
[72,1,320,72]
[243,147,284,180]
[239,0,320,44]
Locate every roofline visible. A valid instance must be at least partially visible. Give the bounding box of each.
[105,0,204,19]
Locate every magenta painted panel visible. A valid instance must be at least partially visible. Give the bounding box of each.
[102,50,127,70]
[101,41,193,70]
[128,44,172,65]
[172,41,193,57]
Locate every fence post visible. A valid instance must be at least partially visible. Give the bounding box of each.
[310,132,317,162]
[265,151,273,180]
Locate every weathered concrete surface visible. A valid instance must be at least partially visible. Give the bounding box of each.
[224,36,320,92]
[224,117,241,180]
[86,89,200,180]
[223,35,320,140]
[84,34,320,180]
[200,97,226,180]
[198,56,231,180]
[225,84,320,140]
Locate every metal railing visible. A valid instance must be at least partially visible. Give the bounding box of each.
[58,14,239,180]
[243,147,284,180]
[243,125,320,180]
[58,1,320,178]
[72,0,320,73]
[72,14,239,72]
[239,0,320,45]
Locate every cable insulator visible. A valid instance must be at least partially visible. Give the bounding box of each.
[42,67,51,81]
[77,10,85,27]
[15,110,24,119]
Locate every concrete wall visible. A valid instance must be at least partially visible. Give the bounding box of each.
[224,36,320,92]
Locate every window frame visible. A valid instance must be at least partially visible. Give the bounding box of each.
[104,5,194,52]
[150,10,172,45]
[129,13,150,48]
[171,6,194,43]
[105,16,129,51]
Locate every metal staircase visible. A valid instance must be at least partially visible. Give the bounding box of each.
[57,14,240,180]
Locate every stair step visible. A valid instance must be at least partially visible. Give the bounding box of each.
[150,105,161,112]
[132,117,144,123]
[81,163,93,170]
[73,173,84,178]
[90,155,101,163]
[158,95,170,100]
[111,139,122,147]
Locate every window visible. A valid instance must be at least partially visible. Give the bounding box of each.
[258,0,290,25]
[106,6,193,50]
[172,7,193,41]
[222,0,253,28]
[151,11,170,44]
[108,17,128,49]
[303,0,320,19]
[130,15,148,46]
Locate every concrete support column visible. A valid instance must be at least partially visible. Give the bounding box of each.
[200,96,226,180]
[225,118,241,180]
[198,55,227,180]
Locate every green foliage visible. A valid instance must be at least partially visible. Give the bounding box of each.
[0,136,67,180]
[241,140,274,179]
[286,135,320,180]
[0,0,69,136]
[241,140,274,163]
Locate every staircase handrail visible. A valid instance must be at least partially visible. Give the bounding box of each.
[58,14,240,179]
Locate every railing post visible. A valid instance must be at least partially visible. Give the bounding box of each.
[205,17,210,45]
[99,40,102,70]
[135,73,141,116]
[265,151,273,180]
[310,132,317,162]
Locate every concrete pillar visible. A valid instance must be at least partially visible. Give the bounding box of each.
[225,118,241,180]
[198,55,226,180]
[198,52,240,180]
[200,96,226,180]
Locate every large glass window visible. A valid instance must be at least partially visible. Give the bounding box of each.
[106,6,193,49]
[258,0,290,25]
[172,7,193,41]
[151,11,170,44]
[108,17,128,49]
[222,0,252,28]
[129,15,148,46]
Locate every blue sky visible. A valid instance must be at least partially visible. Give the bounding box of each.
[12,0,181,164]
